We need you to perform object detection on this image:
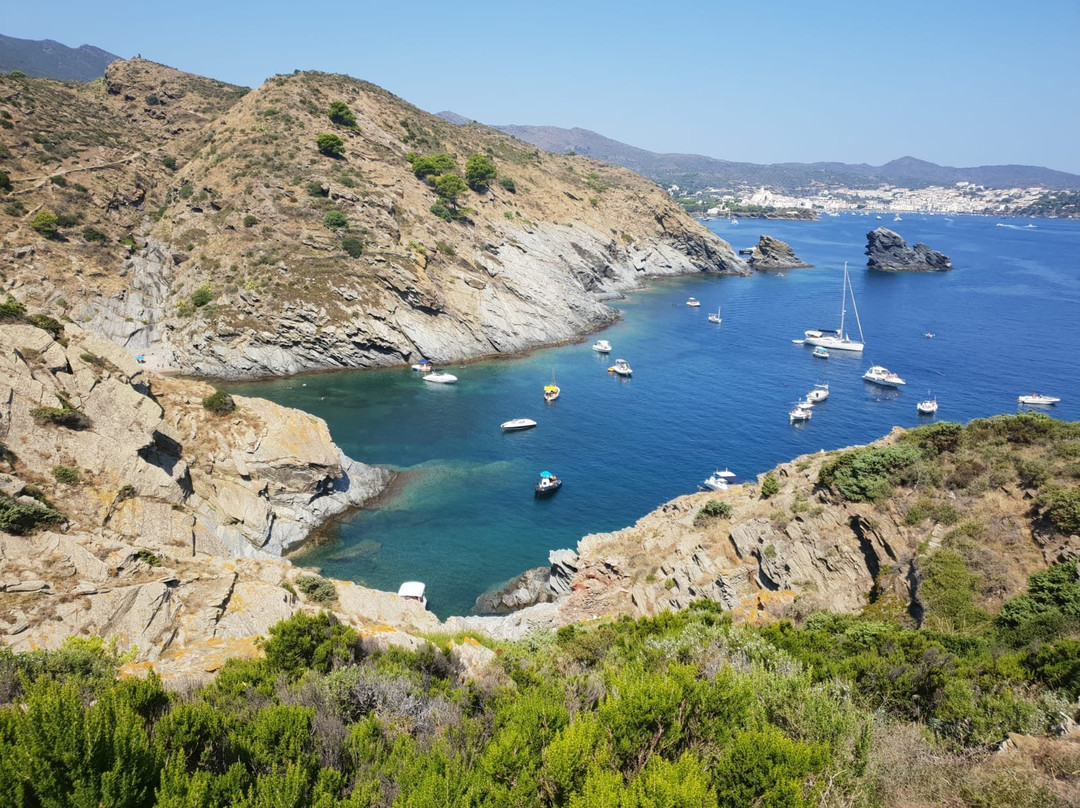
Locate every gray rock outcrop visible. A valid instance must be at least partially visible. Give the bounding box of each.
[865,227,951,271]
[748,235,813,271]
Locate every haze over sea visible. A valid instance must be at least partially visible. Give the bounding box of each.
[232,214,1080,618]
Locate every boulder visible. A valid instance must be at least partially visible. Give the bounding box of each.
[748,235,813,271]
[865,227,951,271]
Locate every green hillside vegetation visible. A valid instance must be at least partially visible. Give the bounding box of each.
[2,563,1078,808]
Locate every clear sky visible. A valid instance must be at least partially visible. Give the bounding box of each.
[6,0,1079,173]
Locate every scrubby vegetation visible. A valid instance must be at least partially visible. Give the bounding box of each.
[1,562,1078,808]
[201,389,236,415]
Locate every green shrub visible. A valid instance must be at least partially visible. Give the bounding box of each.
[499,176,517,192]
[26,313,63,337]
[761,473,780,498]
[30,209,59,238]
[996,562,1080,644]
[262,611,359,674]
[55,213,79,228]
[408,152,456,180]
[341,236,364,257]
[695,499,732,525]
[818,444,922,503]
[0,294,26,320]
[161,155,177,170]
[52,466,79,485]
[135,548,160,566]
[435,240,455,256]
[917,549,990,633]
[324,209,347,229]
[465,153,497,191]
[4,199,26,216]
[81,225,107,243]
[190,284,213,308]
[0,493,65,534]
[145,93,160,106]
[435,173,467,205]
[305,180,327,197]
[50,174,68,187]
[295,574,337,604]
[1038,486,1080,535]
[30,395,91,430]
[327,100,357,127]
[202,389,235,415]
[316,132,344,157]
[0,170,11,192]
[178,183,194,199]
[242,214,258,228]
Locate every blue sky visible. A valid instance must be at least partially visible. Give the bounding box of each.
[6,0,1079,173]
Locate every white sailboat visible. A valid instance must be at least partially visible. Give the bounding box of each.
[803,262,865,352]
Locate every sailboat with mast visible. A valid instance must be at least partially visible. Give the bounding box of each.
[802,262,865,353]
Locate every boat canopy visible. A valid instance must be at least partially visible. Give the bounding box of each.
[540,470,554,478]
[397,581,426,599]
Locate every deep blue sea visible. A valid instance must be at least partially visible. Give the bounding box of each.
[231,214,1080,618]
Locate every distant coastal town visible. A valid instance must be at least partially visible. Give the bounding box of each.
[676,182,1079,219]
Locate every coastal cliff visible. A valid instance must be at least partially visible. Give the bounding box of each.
[865,227,952,271]
[0,61,746,379]
[747,234,813,271]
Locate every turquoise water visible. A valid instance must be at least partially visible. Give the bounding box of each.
[231,214,1080,618]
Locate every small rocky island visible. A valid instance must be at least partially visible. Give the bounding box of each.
[747,235,813,272]
[865,227,952,271]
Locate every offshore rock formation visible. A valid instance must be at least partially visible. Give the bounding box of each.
[865,227,952,271]
[747,235,813,272]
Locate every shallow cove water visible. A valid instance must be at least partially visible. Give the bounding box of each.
[230,214,1080,618]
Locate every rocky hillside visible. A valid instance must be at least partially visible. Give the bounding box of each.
[451,414,1080,639]
[1,60,746,378]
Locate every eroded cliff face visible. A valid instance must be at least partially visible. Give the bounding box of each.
[0,321,427,675]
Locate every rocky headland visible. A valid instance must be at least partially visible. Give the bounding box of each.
[865,226,952,271]
[746,234,812,272]
[1,61,746,380]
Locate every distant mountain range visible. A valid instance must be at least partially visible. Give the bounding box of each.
[440,117,1080,193]
[0,34,119,81]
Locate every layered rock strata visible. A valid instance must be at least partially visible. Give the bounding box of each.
[747,234,813,271]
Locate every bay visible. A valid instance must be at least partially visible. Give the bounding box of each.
[230,214,1080,618]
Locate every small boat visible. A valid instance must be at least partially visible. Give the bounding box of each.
[534,470,562,497]
[917,395,938,415]
[812,346,829,359]
[923,332,935,339]
[544,370,560,402]
[609,359,633,377]
[686,297,701,307]
[501,418,537,431]
[730,218,739,224]
[862,365,906,387]
[893,214,903,222]
[806,383,829,403]
[702,469,741,492]
[1018,393,1060,406]
[592,339,612,353]
[792,339,805,345]
[397,581,428,609]
[411,359,433,372]
[789,403,813,422]
[423,372,457,384]
[708,306,722,323]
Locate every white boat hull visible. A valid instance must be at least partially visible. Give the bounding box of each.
[804,334,864,352]
[501,419,537,431]
[424,373,457,384]
[1018,395,1059,405]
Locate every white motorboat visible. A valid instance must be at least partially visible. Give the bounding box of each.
[916,397,938,415]
[708,306,722,323]
[803,262,865,352]
[789,403,813,422]
[1018,393,1060,406]
[791,339,805,345]
[535,470,562,497]
[501,418,537,431]
[806,383,829,403]
[863,366,906,387]
[423,372,457,384]
[609,359,633,377]
[411,359,433,372]
[812,346,829,359]
[686,297,701,307]
[397,581,428,609]
[702,469,741,492]
[592,339,612,353]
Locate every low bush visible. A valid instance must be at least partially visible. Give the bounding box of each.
[327,101,357,128]
[30,209,59,238]
[81,225,107,243]
[242,214,258,228]
[761,473,780,498]
[0,493,65,534]
[52,466,79,485]
[30,395,91,430]
[295,574,337,604]
[201,389,235,415]
[499,176,517,192]
[818,444,922,503]
[324,209,347,229]
[695,499,732,525]
[341,236,363,258]
[316,132,344,157]
[25,313,62,337]
[190,284,213,308]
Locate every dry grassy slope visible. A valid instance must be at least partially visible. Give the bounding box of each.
[2,61,744,377]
